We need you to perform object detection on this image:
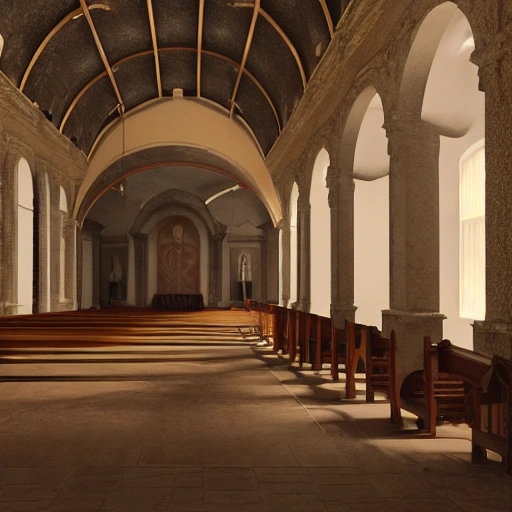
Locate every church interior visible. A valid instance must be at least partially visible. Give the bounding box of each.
[0,0,511,510]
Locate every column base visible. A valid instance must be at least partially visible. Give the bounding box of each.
[0,302,18,315]
[382,309,445,388]
[331,303,357,328]
[473,321,512,360]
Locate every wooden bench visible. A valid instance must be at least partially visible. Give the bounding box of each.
[365,327,394,403]
[470,354,511,474]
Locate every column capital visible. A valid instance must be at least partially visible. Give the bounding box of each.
[384,113,440,161]
[326,166,354,208]
[471,28,512,93]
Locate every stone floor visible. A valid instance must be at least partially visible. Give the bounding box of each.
[0,344,510,511]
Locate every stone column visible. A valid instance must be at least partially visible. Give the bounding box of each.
[49,180,61,311]
[327,166,356,327]
[208,233,224,307]
[62,217,78,310]
[0,146,18,315]
[81,219,103,309]
[382,114,445,417]
[280,220,291,307]
[297,193,311,312]
[473,50,512,359]
[34,172,50,312]
[263,222,279,303]
[133,233,148,307]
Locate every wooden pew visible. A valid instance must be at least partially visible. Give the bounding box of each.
[272,305,289,354]
[470,354,511,474]
[398,338,492,437]
[365,327,393,403]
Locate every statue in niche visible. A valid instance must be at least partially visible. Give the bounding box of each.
[158,219,199,294]
[238,253,252,302]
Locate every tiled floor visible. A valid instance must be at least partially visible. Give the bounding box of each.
[0,344,510,511]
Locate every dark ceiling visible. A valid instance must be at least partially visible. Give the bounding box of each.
[0,0,348,157]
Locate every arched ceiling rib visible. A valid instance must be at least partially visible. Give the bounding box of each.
[0,0,347,157]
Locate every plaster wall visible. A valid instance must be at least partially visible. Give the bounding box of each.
[354,176,389,329]
[310,149,331,316]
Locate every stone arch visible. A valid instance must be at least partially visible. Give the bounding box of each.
[396,1,481,124]
[73,99,282,226]
[131,188,221,237]
[338,86,390,328]
[129,189,224,306]
[338,85,389,174]
[394,2,485,346]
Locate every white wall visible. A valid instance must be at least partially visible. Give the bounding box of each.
[310,149,331,316]
[289,183,299,305]
[17,159,34,315]
[354,176,389,328]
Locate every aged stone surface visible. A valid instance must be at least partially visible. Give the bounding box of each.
[327,166,356,326]
[296,190,311,312]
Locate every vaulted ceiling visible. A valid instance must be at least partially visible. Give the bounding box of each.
[0,0,348,157]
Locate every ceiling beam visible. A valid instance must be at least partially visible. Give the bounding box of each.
[20,4,110,91]
[258,7,306,89]
[78,0,125,112]
[229,0,260,118]
[197,0,205,96]
[146,0,162,97]
[60,47,281,143]
[318,0,334,37]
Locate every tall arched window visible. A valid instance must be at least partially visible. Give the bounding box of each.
[460,140,485,320]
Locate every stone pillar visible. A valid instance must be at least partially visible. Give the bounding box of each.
[382,114,445,417]
[327,166,356,327]
[473,50,512,360]
[208,233,224,307]
[49,180,61,311]
[0,146,18,315]
[61,216,77,310]
[263,223,279,303]
[297,193,311,312]
[280,220,291,307]
[34,172,50,312]
[81,219,103,309]
[133,233,148,307]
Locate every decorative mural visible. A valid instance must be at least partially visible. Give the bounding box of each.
[158,216,200,294]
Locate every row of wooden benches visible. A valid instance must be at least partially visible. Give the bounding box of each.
[250,301,511,474]
[251,301,392,401]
